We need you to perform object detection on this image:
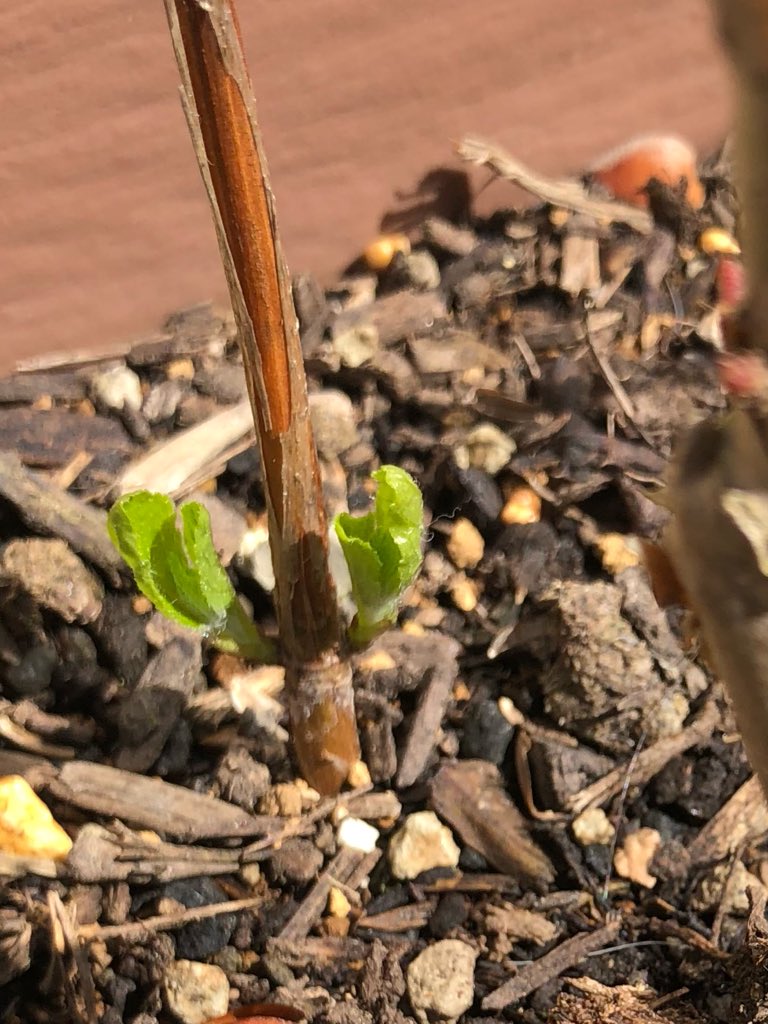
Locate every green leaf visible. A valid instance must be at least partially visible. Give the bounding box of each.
[108,490,274,660]
[334,465,423,645]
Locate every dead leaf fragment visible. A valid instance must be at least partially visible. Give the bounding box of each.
[552,976,704,1023]
[430,760,554,886]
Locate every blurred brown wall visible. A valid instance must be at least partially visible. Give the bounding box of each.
[1,0,729,373]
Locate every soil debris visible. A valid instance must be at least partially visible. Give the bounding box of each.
[0,134,761,1023]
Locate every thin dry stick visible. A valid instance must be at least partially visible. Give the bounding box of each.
[481,918,621,1010]
[77,895,263,943]
[581,313,657,450]
[163,0,359,794]
[567,698,719,815]
[457,137,653,233]
[48,891,99,1024]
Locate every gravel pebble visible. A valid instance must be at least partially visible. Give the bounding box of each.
[460,699,513,764]
[445,518,485,570]
[406,939,476,1023]
[163,960,229,1024]
[90,364,143,412]
[454,423,515,476]
[388,811,460,880]
[571,807,615,847]
[268,837,324,884]
[0,538,103,624]
[337,816,380,853]
[429,892,469,938]
[309,389,358,458]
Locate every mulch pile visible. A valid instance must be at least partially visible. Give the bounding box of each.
[0,137,765,1024]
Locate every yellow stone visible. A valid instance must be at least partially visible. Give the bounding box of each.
[402,621,426,637]
[347,759,372,788]
[166,357,195,381]
[362,233,411,271]
[358,649,397,672]
[500,486,542,525]
[449,575,479,612]
[328,886,352,918]
[0,775,72,861]
[446,517,484,570]
[699,227,741,256]
[593,532,641,574]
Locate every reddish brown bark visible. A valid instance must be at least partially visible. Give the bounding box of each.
[165,0,359,794]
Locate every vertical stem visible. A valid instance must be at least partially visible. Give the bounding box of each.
[163,0,359,793]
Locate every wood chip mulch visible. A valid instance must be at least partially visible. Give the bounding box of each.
[1,138,764,1024]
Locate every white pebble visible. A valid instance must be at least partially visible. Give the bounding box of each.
[337,815,379,853]
[90,364,143,412]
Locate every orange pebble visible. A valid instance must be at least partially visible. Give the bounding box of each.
[500,486,542,525]
[362,233,411,271]
[588,135,704,210]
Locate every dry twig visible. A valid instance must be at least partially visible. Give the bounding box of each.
[567,698,719,815]
[482,918,621,1010]
[77,895,263,943]
[457,137,653,233]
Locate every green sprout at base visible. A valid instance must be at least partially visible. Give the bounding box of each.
[108,490,275,662]
[334,465,424,647]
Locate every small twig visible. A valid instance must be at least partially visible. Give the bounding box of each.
[710,845,744,948]
[511,332,541,380]
[77,895,263,943]
[279,847,365,941]
[112,399,254,498]
[240,783,373,859]
[357,900,436,932]
[649,986,691,1012]
[50,451,93,490]
[513,729,568,822]
[688,774,768,867]
[457,137,653,233]
[568,698,719,815]
[602,730,646,900]
[581,312,657,450]
[48,891,100,1024]
[481,917,621,1010]
[343,847,381,890]
[0,711,75,760]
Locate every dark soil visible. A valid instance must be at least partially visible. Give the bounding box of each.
[0,140,765,1024]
